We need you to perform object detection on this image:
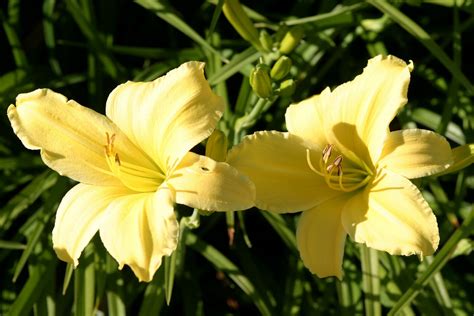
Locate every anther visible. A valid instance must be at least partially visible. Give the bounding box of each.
[115,153,121,166]
[322,144,333,164]
[333,155,343,176]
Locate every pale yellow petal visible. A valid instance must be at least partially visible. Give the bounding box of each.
[435,144,474,176]
[106,62,224,172]
[296,196,350,279]
[341,169,439,257]
[287,55,411,167]
[99,187,179,282]
[378,129,452,178]
[8,89,155,186]
[285,93,329,151]
[227,131,343,213]
[52,184,131,266]
[167,152,255,211]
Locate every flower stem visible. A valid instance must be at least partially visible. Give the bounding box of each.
[360,245,381,316]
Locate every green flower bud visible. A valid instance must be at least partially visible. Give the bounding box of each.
[249,64,272,99]
[276,79,296,97]
[205,129,228,162]
[270,56,292,81]
[279,26,304,54]
[259,30,274,52]
[222,0,262,50]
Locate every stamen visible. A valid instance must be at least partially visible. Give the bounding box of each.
[333,155,343,176]
[115,153,121,166]
[306,149,325,177]
[322,144,333,164]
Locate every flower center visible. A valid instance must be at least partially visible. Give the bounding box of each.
[104,133,165,192]
[306,144,372,192]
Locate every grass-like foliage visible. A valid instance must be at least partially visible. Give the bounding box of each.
[0,0,473,315]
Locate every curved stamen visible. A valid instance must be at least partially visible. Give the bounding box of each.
[104,133,163,192]
[306,146,371,193]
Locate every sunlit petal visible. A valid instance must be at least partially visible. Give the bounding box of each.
[288,56,411,167]
[106,62,224,172]
[341,169,439,257]
[8,89,155,186]
[52,184,131,266]
[378,129,452,178]
[296,196,350,279]
[227,131,343,213]
[167,152,255,211]
[285,93,328,151]
[99,187,179,282]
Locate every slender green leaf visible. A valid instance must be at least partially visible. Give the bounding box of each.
[8,250,57,316]
[138,268,165,316]
[260,211,298,255]
[411,108,465,144]
[186,232,274,316]
[0,171,58,233]
[388,208,474,314]
[368,0,474,94]
[0,240,26,250]
[0,8,28,69]
[285,3,366,26]
[65,0,125,80]
[208,46,261,85]
[135,0,225,61]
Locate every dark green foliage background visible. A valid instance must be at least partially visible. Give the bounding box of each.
[0,0,473,315]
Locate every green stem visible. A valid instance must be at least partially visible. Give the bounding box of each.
[388,209,474,315]
[360,245,381,316]
[233,97,274,144]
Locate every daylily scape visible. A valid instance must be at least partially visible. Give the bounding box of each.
[228,55,453,279]
[8,62,255,282]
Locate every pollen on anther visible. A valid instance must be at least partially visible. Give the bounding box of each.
[115,153,121,166]
[322,144,333,164]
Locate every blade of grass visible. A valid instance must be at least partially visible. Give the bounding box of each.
[259,211,298,255]
[8,250,57,316]
[0,240,26,250]
[138,268,165,316]
[368,0,474,94]
[285,3,367,26]
[411,108,465,145]
[43,0,62,76]
[207,0,225,40]
[424,256,453,312]
[0,8,29,69]
[208,46,261,85]
[64,0,125,80]
[388,208,474,315]
[185,231,274,316]
[0,171,58,234]
[135,0,226,62]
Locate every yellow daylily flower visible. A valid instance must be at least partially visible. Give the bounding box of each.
[8,62,255,282]
[228,55,452,279]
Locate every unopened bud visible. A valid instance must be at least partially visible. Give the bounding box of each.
[205,129,228,162]
[270,56,292,81]
[250,64,272,98]
[223,0,262,50]
[276,79,296,97]
[259,30,273,52]
[279,26,304,54]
